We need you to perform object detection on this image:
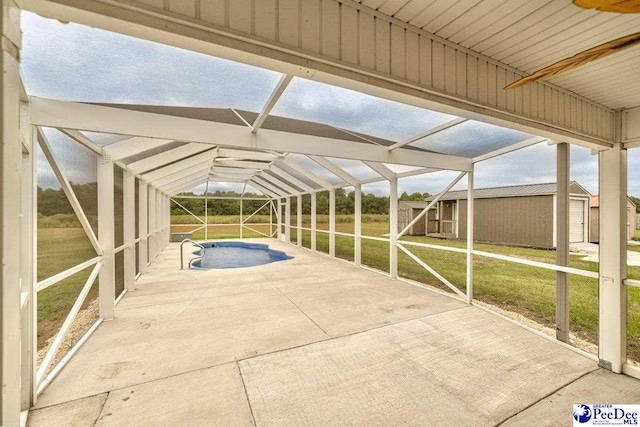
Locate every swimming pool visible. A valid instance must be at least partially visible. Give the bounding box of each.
[190,242,292,269]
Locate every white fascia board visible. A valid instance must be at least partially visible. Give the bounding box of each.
[140,150,217,182]
[30,98,472,171]
[103,136,176,161]
[127,143,211,174]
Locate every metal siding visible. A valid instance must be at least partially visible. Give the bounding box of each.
[458,195,554,248]
[58,0,617,143]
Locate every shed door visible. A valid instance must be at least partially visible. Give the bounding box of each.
[570,200,586,243]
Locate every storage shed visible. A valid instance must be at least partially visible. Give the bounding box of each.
[590,195,637,243]
[398,182,591,249]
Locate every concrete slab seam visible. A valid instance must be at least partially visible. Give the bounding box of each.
[494,368,600,426]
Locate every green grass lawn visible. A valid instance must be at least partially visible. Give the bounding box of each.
[38,215,640,362]
[37,228,99,347]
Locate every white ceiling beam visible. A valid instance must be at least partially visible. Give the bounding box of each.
[282,158,333,190]
[252,176,290,197]
[30,98,472,171]
[58,128,103,155]
[308,155,360,187]
[217,147,281,161]
[269,166,315,192]
[363,161,396,180]
[387,118,468,151]
[214,159,272,169]
[472,136,547,163]
[258,172,301,195]
[127,143,212,174]
[252,74,293,133]
[140,150,217,182]
[103,136,176,160]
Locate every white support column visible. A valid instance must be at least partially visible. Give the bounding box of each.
[389,178,398,279]
[155,189,162,252]
[285,197,291,243]
[297,195,302,247]
[240,197,243,239]
[98,156,115,320]
[556,143,570,343]
[123,171,135,291]
[204,182,208,240]
[138,181,148,274]
[329,189,336,257]
[599,143,628,373]
[20,111,36,409]
[311,192,317,252]
[148,187,156,260]
[269,200,273,237]
[277,199,282,241]
[1,2,23,416]
[466,169,474,304]
[355,184,362,267]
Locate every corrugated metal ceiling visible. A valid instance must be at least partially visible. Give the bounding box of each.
[354,0,640,109]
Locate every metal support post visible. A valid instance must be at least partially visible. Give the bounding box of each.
[466,169,474,304]
[354,184,362,267]
[311,192,317,252]
[329,189,336,257]
[123,171,135,290]
[148,187,156,260]
[556,143,570,342]
[285,197,291,243]
[138,181,148,274]
[297,195,302,247]
[0,7,23,416]
[389,178,398,279]
[277,199,282,240]
[98,156,115,320]
[598,142,627,372]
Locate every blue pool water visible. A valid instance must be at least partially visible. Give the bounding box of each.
[190,242,292,269]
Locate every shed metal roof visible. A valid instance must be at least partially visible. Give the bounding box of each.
[425,181,590,202]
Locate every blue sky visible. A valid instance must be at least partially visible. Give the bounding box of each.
[22,12,638,197]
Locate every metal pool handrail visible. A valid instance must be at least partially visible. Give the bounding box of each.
[180,239,205,270]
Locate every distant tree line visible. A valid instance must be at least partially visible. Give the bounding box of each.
[37,185,432,217]
[631,196,640,213]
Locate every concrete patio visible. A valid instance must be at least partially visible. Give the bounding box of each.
[27,240,640,427]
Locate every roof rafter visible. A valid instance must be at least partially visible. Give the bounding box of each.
[472,136,547,163]
[127,143,211,174]
[282,158,333,190]
[252,74,293,133]
[363,161,396,180]
[307,155,359,187]
[386,117,468,151]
